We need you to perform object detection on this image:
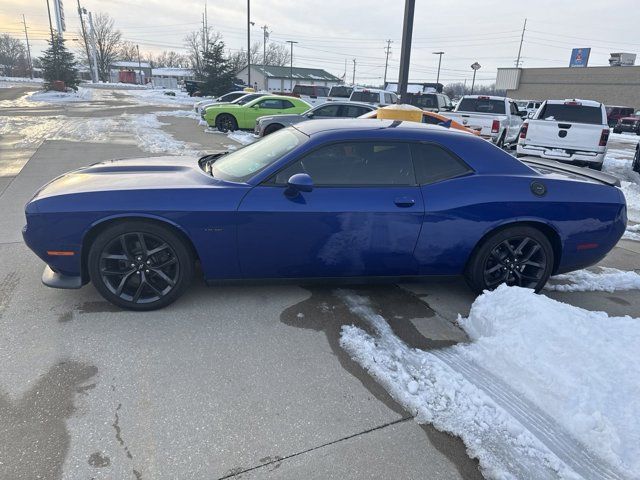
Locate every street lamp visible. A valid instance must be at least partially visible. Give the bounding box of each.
[432,51,444,87]
[470,62,481,94]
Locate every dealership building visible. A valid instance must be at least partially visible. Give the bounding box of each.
[496,64,640,108]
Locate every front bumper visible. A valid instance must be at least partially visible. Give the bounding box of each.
[517,144,605,166]
[42,265,82,289]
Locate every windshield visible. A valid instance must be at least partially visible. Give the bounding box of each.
[457,98,506,114]
[516,100,528,108]
[211,129,303,182]
[538,104,603,124]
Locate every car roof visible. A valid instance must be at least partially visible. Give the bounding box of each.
[294,118,470,138]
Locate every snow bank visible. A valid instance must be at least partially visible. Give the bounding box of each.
[123,88,195,106]
[546,267,640,292]
[603,148,640,222]
[28,87,93,103]
[227,130,258,145]
[623,223,640,241]
[340,286,638,479]
[0,76,43,84]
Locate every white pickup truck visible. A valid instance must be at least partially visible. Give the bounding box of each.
[442,95,525,147]
[516,99,610,170]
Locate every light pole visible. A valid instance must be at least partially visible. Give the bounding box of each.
[397,0,416,103]
[433,51,444,87]
[247,0,251,87]
[470,62,481,94]
[286,40,297,92]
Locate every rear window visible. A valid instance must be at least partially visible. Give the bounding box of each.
[293,85,314,96]
[538,104,603,125]
[408,94,438,109]
[350,91,380,103]
[328,86,353,98]
[457,98,506,114]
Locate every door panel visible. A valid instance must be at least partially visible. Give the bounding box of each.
[237,186,424,278]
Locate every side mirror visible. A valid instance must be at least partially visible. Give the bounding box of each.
[306,112,314,118]
[285,173,313,197]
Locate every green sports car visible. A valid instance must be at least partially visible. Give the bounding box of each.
[204,95,311,132]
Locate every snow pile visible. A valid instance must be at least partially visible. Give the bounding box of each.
[123,88,195,106]
[603,147,640,222]
[546,267,640,292]
[340,286,638,479]
[621,181,640,223]
[227,130,258,145]
[28,87,93,103]
[0,76,43,84]
[623,223,640,241]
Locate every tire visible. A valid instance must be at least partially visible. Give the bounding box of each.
[88,221,194,311]
[264,123,284,136]
[465,225,554,294]
[633,143,640,174]
[215,114,238,132]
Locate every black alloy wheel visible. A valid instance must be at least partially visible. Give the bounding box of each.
[88,222,193,310]
[466,226,553,294]
[216,114,238,132]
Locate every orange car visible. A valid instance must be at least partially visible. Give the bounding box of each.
[359,105,480,135]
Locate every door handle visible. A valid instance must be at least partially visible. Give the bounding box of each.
[394,196,415,207]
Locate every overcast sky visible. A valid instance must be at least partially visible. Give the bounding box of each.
[1,0,638,85]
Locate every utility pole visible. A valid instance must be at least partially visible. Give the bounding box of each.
[516,18,527,67]
[352,59,356,85]
[383,39,392,85]
[76,1,93,82]
[343,59,347,83]
[21,14,33,79]
[470,62,481,94]
[261,25,269,90]
[433,51,444,87]
[87,11,100,82]
[286,40,297,92]
[397,0,416,103]
[136,44,142,84]
[45,0,58,80]
[247,0,251,87]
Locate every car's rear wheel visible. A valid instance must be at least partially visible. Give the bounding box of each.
[88,221,194,311]
[216,114,238,132]
[633,143,640,173]
[264,123,284,136]
[465,226,553,294]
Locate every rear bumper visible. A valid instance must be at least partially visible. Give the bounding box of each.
[42,265,83,289]
[517,144,605,165]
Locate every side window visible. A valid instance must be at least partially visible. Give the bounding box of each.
[258,99,284,109]
[391,93,398,104]
[281,99,295,109]
[273,142,415,186]
[340,106,372,118]
[411,143,472,185]
[313,104,341,117]
[510,102,519,115]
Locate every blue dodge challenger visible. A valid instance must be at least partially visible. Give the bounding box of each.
[23,119,626,310]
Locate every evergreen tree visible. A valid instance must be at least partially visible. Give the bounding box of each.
[39,34,79,91]
[201,38,236,97]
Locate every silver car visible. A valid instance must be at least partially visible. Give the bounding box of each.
[254,101,376,136]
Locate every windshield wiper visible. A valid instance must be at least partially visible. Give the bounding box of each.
[198,151,229,176]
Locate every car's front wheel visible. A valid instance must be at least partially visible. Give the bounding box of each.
[216,114,238,132]
[465,226,554,294]
[264,123,284,136]
[88,221,194,310]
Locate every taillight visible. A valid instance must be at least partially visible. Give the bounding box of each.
[491,120,500,133]
[520,122,528,139]
[599,128,609,146]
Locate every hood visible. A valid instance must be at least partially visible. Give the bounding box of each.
[31,156,222,201]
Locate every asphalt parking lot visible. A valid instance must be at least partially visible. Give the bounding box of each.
[1,85,639,480]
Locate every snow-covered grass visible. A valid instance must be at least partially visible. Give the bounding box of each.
[546,267,640,292]
[28,87,93,103]
[339,286,638,479]
[81,81,149,90]
[123,87,195,106]
[0,76,43,85]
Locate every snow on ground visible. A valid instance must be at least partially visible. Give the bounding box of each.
[227,130,258,145]
[603,145,640,222]
[339,286,638,479]
[28,87,93,103]
[156,109,200,120]
[623,223,640,241]
[123,87,195,107]
[546,267,640,292]
[0,76,43,85]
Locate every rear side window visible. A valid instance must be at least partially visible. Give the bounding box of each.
[341,105,372,117]
[538,104,603,124]
[351,91,380,103]
[273,142,415,186]
[411,143,472,185]
[457,98,506,114]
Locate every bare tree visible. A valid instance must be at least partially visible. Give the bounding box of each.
[184,28,220,79]
[228,41,290,74]
[153,50,189,68]
[81,13,122,81]
[0,34,28,76]
[118,41,139,62]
